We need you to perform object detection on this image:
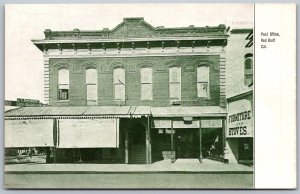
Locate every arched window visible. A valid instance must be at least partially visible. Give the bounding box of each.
[197,65,209,98]
[244,54,253,86]
[169,66,181,100]
[58,69,69,100]
[86,69,97,105]
[140,67,153,100]
[113,67,125,100]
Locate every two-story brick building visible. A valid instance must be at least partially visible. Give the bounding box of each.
[5,18,229,164]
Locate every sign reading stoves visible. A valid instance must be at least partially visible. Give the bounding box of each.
[227,98,253,138]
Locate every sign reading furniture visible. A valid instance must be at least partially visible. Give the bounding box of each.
[227,99,253,138]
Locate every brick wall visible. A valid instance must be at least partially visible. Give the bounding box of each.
[49,55,221,107]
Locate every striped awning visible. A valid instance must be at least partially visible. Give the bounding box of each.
[5,106,151,120]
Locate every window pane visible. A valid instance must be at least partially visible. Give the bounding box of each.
[169,67,181,82]
[197,83,208,97]
[86,69,97,84]
[113,68,125,84]
[115,84,125,100]
[87,85,97,101]
[197,66,209,82]
[59,89,68,100]
[58,69,69,85]
[170,83,181,99]
[245,58,253,70]
[141,84,152,100]
[141,68,152,83]
[244,74,253,86]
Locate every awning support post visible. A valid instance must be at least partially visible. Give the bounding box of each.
[199,118,203,163]
[125,127,129,164]
[171,118,175,163]
[222,118,226,162]
[53,119,58,164]
[146,116,151,164]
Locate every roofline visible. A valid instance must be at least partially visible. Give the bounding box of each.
[32,35,229,45]
[227,90,253,102]
[230,29,253,34]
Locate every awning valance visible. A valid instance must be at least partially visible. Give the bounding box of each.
[5,106,151,120]
[58,119,119,148]
[151,106,226,117]
[5,119,54,148]
[152,118,223,129]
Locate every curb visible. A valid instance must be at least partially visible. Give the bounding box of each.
[5,170,254,174]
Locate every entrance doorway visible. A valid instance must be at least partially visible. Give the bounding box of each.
[129,122,146,164]
[238,138,253,163]
[175,129,199,158]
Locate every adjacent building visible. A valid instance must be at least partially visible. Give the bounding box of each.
[225,29,254,164]
[5,18,252,165]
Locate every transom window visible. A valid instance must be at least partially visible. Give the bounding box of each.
[113,67,125,100]
[169,67,181,100]
[86,69,97,105]
[197,66,209,98]
[58,69,69,100]
[140,67,153,100]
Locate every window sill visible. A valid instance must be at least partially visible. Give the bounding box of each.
[197,97,210,100]
[57,100,69,103]
[141,99,153,102]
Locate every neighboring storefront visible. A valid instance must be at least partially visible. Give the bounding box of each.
[225,90,253,165]
[5,106,151,164]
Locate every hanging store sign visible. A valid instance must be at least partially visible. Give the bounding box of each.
[227,98,253,138]
[5,119,54,147]
[58,119,119,148]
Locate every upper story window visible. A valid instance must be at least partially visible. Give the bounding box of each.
[140,67,153,100]
[169,67,181,100]
[197,66,209,98]
[58,69,69,100]
[244,53,253,86]
[86,69,97,105]
[113,67,125,101]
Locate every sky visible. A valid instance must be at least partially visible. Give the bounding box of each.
[5,4,254,103]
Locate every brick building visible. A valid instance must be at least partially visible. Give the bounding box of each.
[5,17,232,164]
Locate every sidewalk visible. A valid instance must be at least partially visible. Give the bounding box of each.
[5,159,253,174]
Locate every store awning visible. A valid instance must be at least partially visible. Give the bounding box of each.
[5,106,151,119]
[58,119,119,148]
[5,119,54,148]
[4,106,150,148]
[150,106,227,117]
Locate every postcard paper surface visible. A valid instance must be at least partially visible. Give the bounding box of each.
[4,3,296,189]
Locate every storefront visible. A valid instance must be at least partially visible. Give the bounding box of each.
[5,106,151,164]
[225,90,253,165]
[5,105,230,164]
[150,106,227,163]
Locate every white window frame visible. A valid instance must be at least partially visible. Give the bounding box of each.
[86,69,98,106]
[58,69,69,101]
[113,67,126,101]
[140,67,153,100]
[169,66,181,100]
[197,65,210,98]
[244,57,253,86]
